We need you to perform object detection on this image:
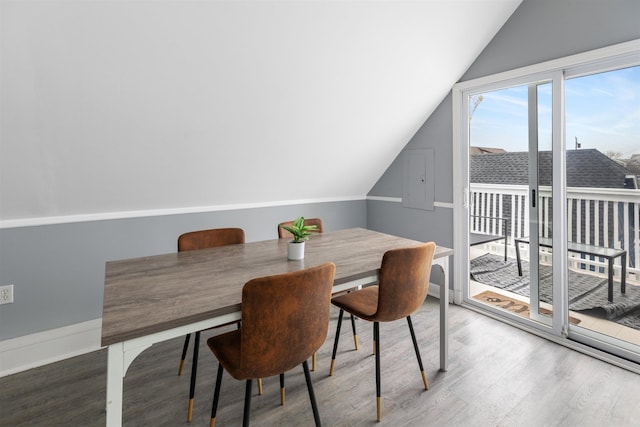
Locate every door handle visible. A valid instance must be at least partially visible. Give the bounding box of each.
[531,189,536,208]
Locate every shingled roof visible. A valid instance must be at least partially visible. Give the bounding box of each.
[470,149,635,188]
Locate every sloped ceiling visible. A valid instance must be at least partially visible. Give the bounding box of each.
[0,0,521,221]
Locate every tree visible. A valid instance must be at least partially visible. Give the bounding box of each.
[469,95,483,122]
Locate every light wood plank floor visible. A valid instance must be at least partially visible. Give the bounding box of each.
[2,298,640,426]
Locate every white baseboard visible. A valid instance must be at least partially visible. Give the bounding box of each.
[428,282,454,303]
[0,318,102,378]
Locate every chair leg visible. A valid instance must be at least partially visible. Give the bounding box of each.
[209,363,224,427]
[303,360,322,427]
[243,379,253,427]
[312,352,316,371]
[350,314,359,350]
[257,378,263,395]
[280,373,285,405]
[329,309,344,376]
[178,333,191,375]
[187,330,200,422]
[372,323,376,355]
[374,322,381,421]
[407,316,428,390]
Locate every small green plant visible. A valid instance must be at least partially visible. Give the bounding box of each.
[281,216,318,243]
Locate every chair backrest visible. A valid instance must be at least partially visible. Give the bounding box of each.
[177,228,245,252]
[240,262,336,378]
[375,242,436,322]
[277,218,324,239]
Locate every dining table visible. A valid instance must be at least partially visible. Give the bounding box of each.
[101,227,453,426]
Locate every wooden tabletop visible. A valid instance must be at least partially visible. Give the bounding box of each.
[101,228,452,346]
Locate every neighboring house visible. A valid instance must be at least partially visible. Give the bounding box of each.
[619,154,640,187]
[470,148,635,188]
[470,148,637,266]
[469,146,506,155]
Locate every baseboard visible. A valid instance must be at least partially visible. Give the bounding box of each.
[0,318,102,378]
[428,282,454,303]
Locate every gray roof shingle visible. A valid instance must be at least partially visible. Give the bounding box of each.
[470,149,634,188]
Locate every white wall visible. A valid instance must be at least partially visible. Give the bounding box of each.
[0,0,519,223]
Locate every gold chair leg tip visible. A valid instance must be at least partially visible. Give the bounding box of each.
[376,397,381,421]
[210,418,216,427]
[329,360,335,376]
[187,399,194,422]
[178,360,185,376]
[421,371,429,390]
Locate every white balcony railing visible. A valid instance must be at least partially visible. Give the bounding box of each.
[470,183,640,283]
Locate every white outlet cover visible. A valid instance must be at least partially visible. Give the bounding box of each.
[0,284,14,304]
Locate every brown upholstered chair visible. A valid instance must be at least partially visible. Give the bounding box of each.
[329,242,436,421]
[177,227,245,423]
[278,217,358,370]
[207,262,336,427]
[277,217,324,239]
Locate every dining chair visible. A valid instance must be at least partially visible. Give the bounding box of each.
[328,242,436,421]
[207,262,336,427]
[278,217,359,369]
[177,227,246,423]
[277,217,324,239]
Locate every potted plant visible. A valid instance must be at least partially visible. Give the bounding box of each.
[280,216,318,260]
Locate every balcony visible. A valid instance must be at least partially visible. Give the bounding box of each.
[470,184,638,281]
[468,183,640,343]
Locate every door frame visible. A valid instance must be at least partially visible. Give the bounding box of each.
[452,39,640,362]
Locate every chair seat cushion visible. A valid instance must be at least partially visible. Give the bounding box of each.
[207,330,245,380]
[331,285,378,321]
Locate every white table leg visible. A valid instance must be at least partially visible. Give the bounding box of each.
[106,342,124,427]
[102,312,241,426]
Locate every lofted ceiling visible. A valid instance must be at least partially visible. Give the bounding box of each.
[0,0,522,221]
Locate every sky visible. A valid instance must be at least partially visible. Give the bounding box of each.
[469,65,640,158]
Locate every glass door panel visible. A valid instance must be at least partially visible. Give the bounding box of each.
[467,81,553,327]
[565,65,640,348]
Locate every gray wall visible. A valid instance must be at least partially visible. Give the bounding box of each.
[367,0,640,271]
[0,201,365,340]
[367,92,454,247]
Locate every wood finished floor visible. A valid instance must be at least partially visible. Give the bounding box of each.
[2,298,640,427]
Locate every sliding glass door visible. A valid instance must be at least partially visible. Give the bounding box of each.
[455,43,640,365]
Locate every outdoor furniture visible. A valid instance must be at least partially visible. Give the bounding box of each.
[470,216,509,261]
[514,236,627,302]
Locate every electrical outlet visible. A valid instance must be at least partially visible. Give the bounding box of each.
[0,284,14,304]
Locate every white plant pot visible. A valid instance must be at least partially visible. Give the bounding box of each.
[287,241,305,260]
